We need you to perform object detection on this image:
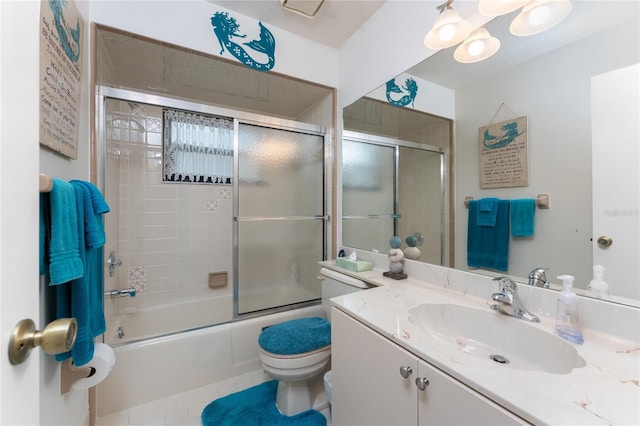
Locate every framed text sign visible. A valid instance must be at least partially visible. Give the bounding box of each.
[479,116,529,189]
[39,0,84,160]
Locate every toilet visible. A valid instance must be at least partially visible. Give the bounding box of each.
[257,266,371,416]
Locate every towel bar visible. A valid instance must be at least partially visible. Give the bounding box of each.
[39,173,53,192]
[464,194,550,209]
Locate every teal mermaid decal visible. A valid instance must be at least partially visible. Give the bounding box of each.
[386,77,418,108]
[48,0,81,64]
[210,12,276,72]
[483,121,524,149]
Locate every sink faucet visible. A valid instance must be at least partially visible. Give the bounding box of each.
[528,267,549,288]
[490,277,540,322]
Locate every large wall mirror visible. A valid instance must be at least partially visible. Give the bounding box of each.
[341,1,639,306]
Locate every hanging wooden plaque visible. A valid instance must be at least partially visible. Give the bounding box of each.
[479,116,529,189]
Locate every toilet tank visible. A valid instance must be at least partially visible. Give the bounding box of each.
[320,267,375,321]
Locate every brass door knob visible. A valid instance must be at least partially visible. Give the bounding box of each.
[9,318,77,365]
[597,236,613,247]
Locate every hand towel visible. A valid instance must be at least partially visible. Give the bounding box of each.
[48,179,84,285]
[467,199,510,272]
[476,197,499,227]
[70,181,107,248]
[40,193,50,275]
[510,198,536,237]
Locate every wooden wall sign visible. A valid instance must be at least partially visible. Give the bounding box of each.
[479,116,529,189]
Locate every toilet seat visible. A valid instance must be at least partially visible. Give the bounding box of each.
[259,345,330,381]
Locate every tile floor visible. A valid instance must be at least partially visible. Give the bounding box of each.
[95,369,331,426]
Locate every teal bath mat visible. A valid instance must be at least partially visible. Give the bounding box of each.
[201,380,327,426]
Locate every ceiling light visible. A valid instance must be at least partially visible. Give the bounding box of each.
[478,0,527,17]
[424,0,474,49]
[454,27,501,63]
[510,0,573,36]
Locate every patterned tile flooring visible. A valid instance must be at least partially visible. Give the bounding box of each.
[95,369,331,426]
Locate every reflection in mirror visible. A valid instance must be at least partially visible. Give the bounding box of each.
[342,97,451,266]
[342,1,639,306]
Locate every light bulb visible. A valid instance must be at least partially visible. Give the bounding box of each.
[468,40,486,57]
[439,24,456,42]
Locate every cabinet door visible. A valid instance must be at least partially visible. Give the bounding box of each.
[332,308,418,426]
[416,359,526,426]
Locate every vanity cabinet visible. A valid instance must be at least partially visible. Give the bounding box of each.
[331,308,527,425]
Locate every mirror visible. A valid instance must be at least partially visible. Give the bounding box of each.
[342,1,639,306]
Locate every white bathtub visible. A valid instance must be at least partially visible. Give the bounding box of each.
[96,304,325,416]
[104,294,234,345]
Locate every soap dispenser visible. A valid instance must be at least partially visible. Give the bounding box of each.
[554,275,584,344]
[587,264,610,300]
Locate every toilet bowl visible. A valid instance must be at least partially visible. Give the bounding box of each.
[257,267,372,416]
[258,317,331,416]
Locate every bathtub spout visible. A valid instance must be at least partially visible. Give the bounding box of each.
[105,288,136,299]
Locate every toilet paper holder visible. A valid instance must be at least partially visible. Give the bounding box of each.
[60,359,94,395]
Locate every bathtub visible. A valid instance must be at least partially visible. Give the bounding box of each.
[96,304,325,416]
[104,294,234,345]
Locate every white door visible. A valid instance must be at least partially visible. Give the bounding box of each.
[0,2,42,424]
[591,64,640,301]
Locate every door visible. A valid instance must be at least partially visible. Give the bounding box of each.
[0,1,41,424]
[591,64,640,301]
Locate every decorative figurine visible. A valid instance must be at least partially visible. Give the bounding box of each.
[383,236,407,280]
[403,234,421,260]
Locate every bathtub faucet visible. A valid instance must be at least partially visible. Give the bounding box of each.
[105,288,136,299]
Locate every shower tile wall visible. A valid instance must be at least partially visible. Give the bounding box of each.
[103,100,233,342]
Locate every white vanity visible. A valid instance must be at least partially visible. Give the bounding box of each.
[322,260,640,425]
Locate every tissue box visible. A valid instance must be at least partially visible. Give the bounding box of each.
[336,257,373,272]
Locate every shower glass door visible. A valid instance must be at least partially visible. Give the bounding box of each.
[235,123,326,315]
[342,138,397,252]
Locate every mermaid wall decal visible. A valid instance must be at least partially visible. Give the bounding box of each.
[482,121,524,149]
[210,11,276,72]
[385,77,419,108]
[48,0,81,65]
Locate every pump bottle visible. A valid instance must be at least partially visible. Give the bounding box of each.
[554,275,584,344]
[587,264,610,300]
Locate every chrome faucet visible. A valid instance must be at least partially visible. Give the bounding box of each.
[490,277,540,322]
[528,267,549,288]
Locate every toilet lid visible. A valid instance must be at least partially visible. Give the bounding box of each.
[258,317,331,356]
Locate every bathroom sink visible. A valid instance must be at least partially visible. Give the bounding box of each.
[408,303,586,374]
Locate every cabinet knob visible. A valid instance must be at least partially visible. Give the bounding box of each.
[415,377,430,391]
[399,365,413,378]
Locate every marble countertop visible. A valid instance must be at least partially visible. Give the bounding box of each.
[321,261,640,425]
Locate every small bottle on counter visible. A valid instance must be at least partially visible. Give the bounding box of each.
[587,264,610,300]
[554,274,584,344]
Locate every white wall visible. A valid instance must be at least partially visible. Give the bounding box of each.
[454,20,640,288]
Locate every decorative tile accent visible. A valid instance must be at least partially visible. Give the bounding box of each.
[128,266,146,293]
[205,199,220,212]
[219,188,232,200]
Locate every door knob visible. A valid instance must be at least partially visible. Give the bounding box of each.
[597,236,613,247]
[399,365,413,378]
[415,377,430,391]
[9,318,77,365]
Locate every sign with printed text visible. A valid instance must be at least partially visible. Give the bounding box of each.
[479,116,529,189]
[39,0,83,160]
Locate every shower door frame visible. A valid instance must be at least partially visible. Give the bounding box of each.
[340,130,446,266]
[95,86,331,340]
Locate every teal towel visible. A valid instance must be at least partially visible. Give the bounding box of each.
[70,181,107,248]
[55,183,107,366]
[476,197,499,227]
[467,200,510,272]
[48,179,84,285]
[510,198,536,237]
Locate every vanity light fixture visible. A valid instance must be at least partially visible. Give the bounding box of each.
[478,0,528,16]
[510,0,573,36]
[454,27,501,63]
[424,0,474,49]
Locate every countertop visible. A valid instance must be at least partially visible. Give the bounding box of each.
[320,261,640,425]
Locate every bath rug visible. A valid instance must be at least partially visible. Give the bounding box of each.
[201,380,326,426]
